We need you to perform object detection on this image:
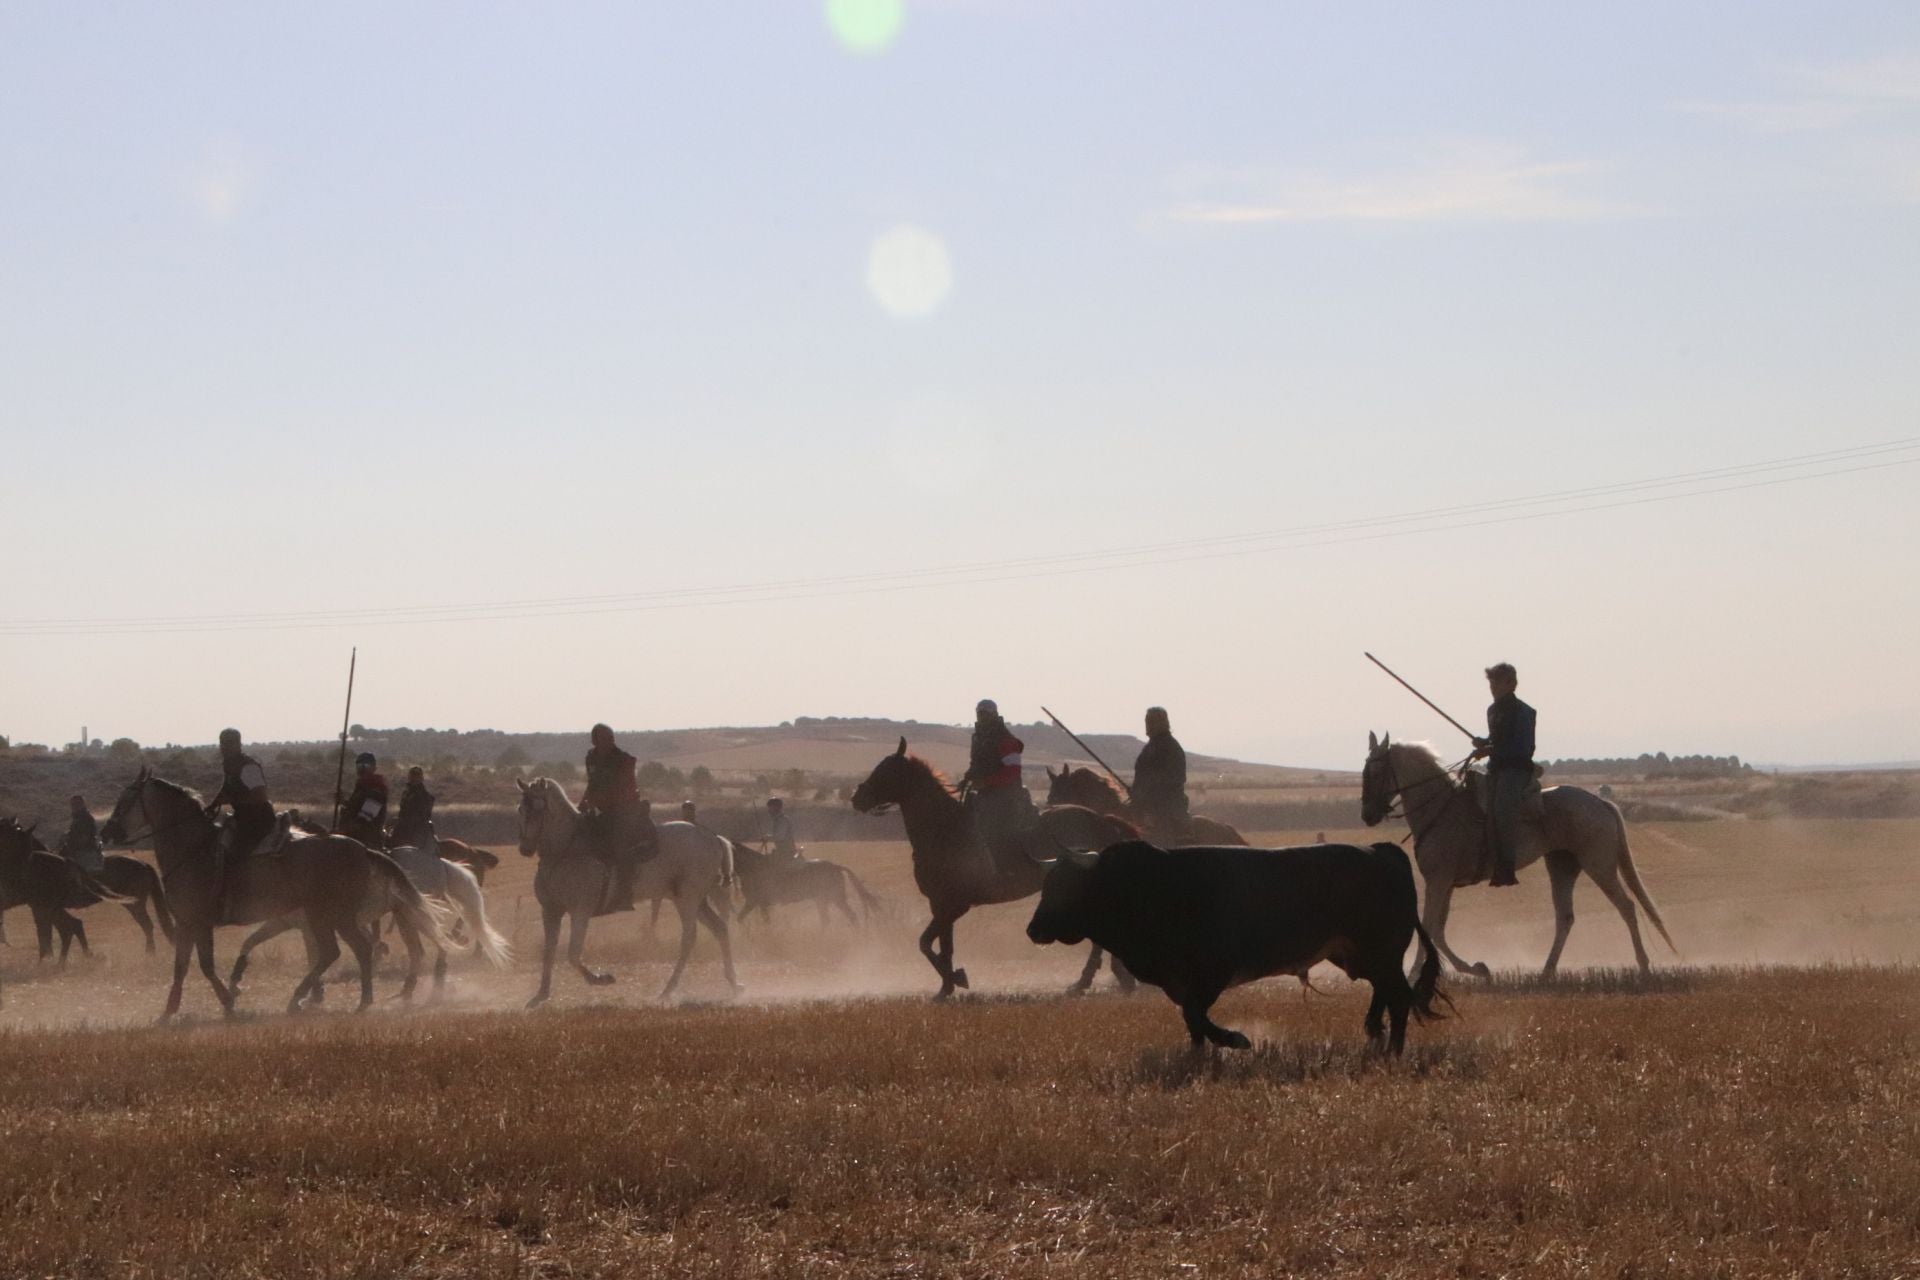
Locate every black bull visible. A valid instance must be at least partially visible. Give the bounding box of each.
[1026,840,1446,1053]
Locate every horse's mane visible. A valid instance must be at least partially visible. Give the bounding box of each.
[147,775,209,807]
[531,776,581,812]
[1387,740,1448,775]
[903,753,958,798]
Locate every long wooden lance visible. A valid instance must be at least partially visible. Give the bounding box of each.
[330,647,357,830]
[1040,705,1133,798]
[1363,652,1477,742]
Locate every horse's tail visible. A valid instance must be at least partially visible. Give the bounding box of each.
[367,851,461,955]
[1608,802,1677,955]
[1409,922,1451,1022]
[719,836,736,888]
[439,859,511,968]
[73,863,135,906]
[839,865,885,920]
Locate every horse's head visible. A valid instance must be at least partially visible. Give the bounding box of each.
[99,765,159,846]
[0,816,35,863]
[850,737,932,815]
[515,777,548,857]
[1361,731,1397,827]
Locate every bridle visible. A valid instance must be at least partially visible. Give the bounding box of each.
[105,782,215,854]
[519,785,580,859]
[1367,748,1469,842]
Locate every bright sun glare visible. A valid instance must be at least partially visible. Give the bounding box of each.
[865,224,953,319]
[826,0,905,55]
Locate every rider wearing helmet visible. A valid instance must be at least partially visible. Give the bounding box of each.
[389,766,436,848]
[338,752,389,847]
[209,727,278,859]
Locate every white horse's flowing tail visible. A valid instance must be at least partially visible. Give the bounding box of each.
[1608,804,1677,954]
[440,858,512,967]
[368,854,462,956]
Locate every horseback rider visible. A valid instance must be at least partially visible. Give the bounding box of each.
[389,766,435,848]
[962,699,1035,859]
[1131,706,1190,841]
[1471,662,1537,888]
[680,800,698,826]
[208,727,282,860]
[764,797,800,860]
[60,794,106,873]
[337,752,389,847]
[583,723,646,910]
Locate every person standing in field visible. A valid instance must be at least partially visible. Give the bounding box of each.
[583,723,643,910]
[60,794,105,873]
[209,727,280,860]
[962,699,1034,858]
[1131,706,1190,842]
[337,752,389,846]
[389,765,435,847]
[1470,662,1537,887]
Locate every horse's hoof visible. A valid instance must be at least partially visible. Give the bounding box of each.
[1470,962,1493,980]
[355,1001,372,1015]
[587,972,616,987]
[526,992,550,1009]
[1065,982,1091,997]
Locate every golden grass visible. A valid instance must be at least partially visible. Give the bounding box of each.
[0,821,1914,1276]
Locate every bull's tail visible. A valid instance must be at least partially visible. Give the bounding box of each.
[1608,803,1677,955]
[1409,922,1453,1023]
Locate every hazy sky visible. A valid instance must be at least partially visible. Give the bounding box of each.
[2,2,1916,768]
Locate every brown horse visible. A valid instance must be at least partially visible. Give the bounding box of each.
[850,739,1139,999]
[732,843,885,928]
[1043,766,1248,846]
[0,819,136,964]
[100,767,457,1019]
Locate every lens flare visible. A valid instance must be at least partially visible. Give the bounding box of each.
[865,224,953,319]
[826,0,905,54]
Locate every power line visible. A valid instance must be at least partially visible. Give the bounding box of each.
[3,436,1914,637]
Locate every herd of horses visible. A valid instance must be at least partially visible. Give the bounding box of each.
[0,733,1673,1020]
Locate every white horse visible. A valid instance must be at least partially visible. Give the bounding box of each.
[515,777,740,1007]
[228,841,509,1002]
[1361,733,1675,978]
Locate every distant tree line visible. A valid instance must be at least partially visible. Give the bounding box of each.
[1547,753,1753,779]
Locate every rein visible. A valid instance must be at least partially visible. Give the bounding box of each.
[1374,752,1470,845]
[110,788,216,858]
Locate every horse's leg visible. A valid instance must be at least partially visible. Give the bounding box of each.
[571,909,613,988]
[528,902,562,1008]
[918,915,953,999]
[1542,849,1581,977]
[292,921,341,1015]
[394,909,427,1003]
[163,932,194,1021]
[697,896,743,996]
[338,922,376,1012]
[832,886,859,929]
[940,917,968,995]
[1586,860,1652,973]
[32,906,53,964]
[1422,875,1489,979]
[195,928,234,1015]
[68,914,92,960]
[229,917,295,1000]
[432,946,448,996]
[647,896,663,938]
[127,899,157,953]
[659,899,699,1001]
[1070,945,1104,995]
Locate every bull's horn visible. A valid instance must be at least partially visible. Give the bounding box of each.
[895,736,907,757]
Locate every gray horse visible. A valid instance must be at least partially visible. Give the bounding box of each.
[516,777,741,1007]
[1361,733,1675,977]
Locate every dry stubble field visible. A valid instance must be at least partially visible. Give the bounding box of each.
[0,819,1916,1277]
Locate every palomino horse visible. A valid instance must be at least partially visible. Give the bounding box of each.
[1043,766,1248,846]
[99,767,458,1019]
[1361,734,1675,977]
[0,819,136,964]
[516,777,741,1007]
[732,843,885,929]
[226,842,509,1003]
[849,739,1140,999]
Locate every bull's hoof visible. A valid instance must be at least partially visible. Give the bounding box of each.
[932,987,955,1003]
[1065,981,1091,997]
[1221,1030,1252,1050]
[951,967,969,990]
[1470,962,1493,980]
[586,971,616,987]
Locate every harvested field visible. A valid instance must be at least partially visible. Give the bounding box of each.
[0,820,1914,1276]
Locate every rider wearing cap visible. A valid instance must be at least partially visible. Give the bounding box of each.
[338,752,390,847]
[962,698,1036,859]
[209,727,279,859]
[583,723,647,910]
[1470,662,1538,888]
[1131,706,1191,841]
[389,766,436,848]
